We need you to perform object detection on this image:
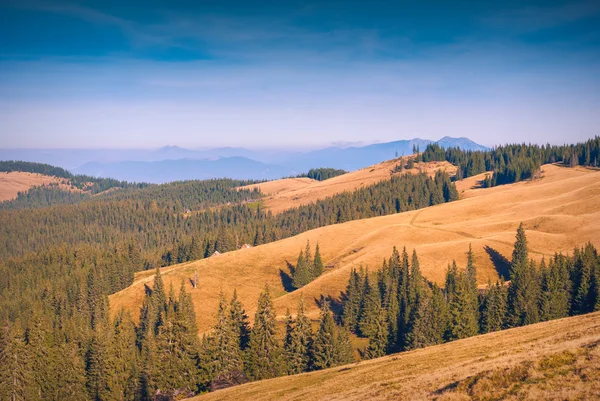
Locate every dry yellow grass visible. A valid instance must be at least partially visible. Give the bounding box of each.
[0,171,73,201]
[238,159,457,214]
[192,312,600,401]
[109,164,600,335]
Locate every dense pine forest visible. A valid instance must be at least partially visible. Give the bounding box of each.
[421,136,600,185]
[1,138,599,400]
[298,167,348,181]
[2,224,599,400]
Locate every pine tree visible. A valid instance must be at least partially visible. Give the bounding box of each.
[507,224,540,327]
[24,313,56,399]
[312,242,324,278]
[407,285,447,349]
[447,269,479,341]
[292,249,311,289]
[108,310,140,401]
[285,298,312,374]
[0,323,33,401]
[310,301,339,370]
[365,308,388,359]
[86,320,113,401]
[480,281,508,333]
[229,289,250,351]
[213,291,243,378]
[572,243,596,314]
[304,240,313,276]
[245,286,284,380]
[540,256,571,321]
[358,272,381,338]
[342,268,363,332]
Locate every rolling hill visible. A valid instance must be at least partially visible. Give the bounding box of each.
[192,311,600,400]
[239,158,457,214]
[109,163,600,334]
[0,171,76,201]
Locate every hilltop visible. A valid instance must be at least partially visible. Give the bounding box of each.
[239,158,457,214]
[192,312,600,400]
[109,163,600,333]
[0,171,75,202]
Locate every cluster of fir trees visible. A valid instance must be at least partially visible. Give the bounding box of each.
[299,168,348,181]
[421,136,600,185]
[292,241,324,289]
[200,288,353,390]
[0,265,358,400]
[342,224,600,358]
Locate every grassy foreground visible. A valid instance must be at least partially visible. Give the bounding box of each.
[193,312,600,400]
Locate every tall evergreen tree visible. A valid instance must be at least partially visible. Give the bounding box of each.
[540,256,571,321]
[407,285,448,349]
[365,308,388,359]
[342,267,363,332]
[213,292,243,378]
[507,224,540,327]
[284,298,312,375]
[0,323,33,401]
[480,281,508,333]
[292,249,311,289]
[229,289,250,351]
[446,269,479,341]
[310,300,340,370]
[245,286,284,380]
[358,272,381,338]
[312,243,324,278]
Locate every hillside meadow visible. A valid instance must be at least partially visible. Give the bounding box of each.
[109,163,600,334]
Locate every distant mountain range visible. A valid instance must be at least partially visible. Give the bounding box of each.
[1,137,488,183]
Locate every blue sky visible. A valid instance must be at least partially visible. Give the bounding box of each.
[1,0,599,149]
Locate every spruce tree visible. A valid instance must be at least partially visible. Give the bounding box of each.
[365,308,388,359]
[507,224,540,327]
[0,323,33,401]
[342,268,363,332]
[313,242,324,278]
[572,243,596,314]
[108,310,140,400]
[285,298,312,374]
[540,256,571,321]
[447,270,479,341]
[292,249,310,289]
[358,272,381,338]
[407,285,447,349]
[245,285,284,380]
[480,281,508,333]
[229,289,250,350]
[214,292,243,378]
[310,301,339,370]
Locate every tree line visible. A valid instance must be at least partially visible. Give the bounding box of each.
[421,136,600,186]
[0,266,354,400]
[341,224,600,358]
[298,168,348,181]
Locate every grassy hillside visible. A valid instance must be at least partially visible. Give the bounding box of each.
[239,159,457,214]
[192,311,600,400]
[0,171,76,201]
[109,163,600,334]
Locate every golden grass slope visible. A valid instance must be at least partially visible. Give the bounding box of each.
[109,164,600,334]
[193,312,600,401]
[238,159,457,214]
[0,171,73,202]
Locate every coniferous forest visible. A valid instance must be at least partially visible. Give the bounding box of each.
[1,138,599,399]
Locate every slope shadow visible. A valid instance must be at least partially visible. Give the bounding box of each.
[279,260,296,292]
[484,245,511,281]
[312,294,345,324]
